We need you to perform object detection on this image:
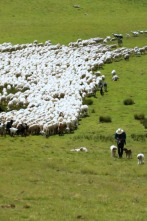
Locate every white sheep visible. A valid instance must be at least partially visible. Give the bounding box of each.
[112,75,119,81]
[111,70,116,75]
[131,31,139,37]
[0,36,146,136]
[80,105,89,117]
[9,127,18,136]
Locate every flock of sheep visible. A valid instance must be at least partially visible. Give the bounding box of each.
[0,32,147,136]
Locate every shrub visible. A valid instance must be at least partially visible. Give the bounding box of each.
[134,113,145,120]
[141,118,147,129]
[83,98,93,105]
[131,133,147,141]
[123,98,135,105]
[99,116,112,123]
[91,109,95,113]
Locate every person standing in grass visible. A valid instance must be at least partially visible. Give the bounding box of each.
[99,84,104,96]
[115,128,126,158]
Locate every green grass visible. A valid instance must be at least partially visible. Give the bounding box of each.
[0,0,147,45]
[0,55,147,221]
[0,134,147,221]
[0,0,147,220]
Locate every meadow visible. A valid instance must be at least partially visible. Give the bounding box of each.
[0,0,147,220]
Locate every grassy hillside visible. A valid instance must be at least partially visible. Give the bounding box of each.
[0,0,147,45]
[0,0,147,220]
[0,53,147,221]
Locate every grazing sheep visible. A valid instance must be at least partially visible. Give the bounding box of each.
[0,35,146,137]
[73,5,80,8]
[95,71,101,77]
[126,33,131,37]
[0,123,6,136]
[9,127,18,136]
[111,70,116,75]
[112,75,119,81]
[28,124,40,135]
[124,53,130,60]
[58,122,66,136]
[123,148,132,158]
[6,120,14,134]
[112,33,123,39]
[131,31,139,37]
[139,47,146,55]
[110,145,117,157]
[137,153,144,165]
[80,105,89,117]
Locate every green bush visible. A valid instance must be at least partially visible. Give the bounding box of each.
[134,113,145,120]
[141,118,147,129]
[91,109,95,113]
[83,98,93,105]
[131,133,147,141]
[99,116,112,123]
[123,98,135,105]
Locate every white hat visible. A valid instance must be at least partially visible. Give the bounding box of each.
[116,128,124,134]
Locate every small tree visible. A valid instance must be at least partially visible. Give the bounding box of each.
[123,98,135,105]
[99,116,112,123]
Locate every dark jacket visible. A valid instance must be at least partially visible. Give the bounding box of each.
[115,131,126,145]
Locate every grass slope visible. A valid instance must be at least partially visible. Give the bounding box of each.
[0,54,147,221]
[0,0,147,44]
[0,0,147,220]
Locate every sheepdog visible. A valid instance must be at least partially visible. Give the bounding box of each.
[137,153,144,165]
[110,145,117,157]
[71,147,88,152]
[123,148,132,159]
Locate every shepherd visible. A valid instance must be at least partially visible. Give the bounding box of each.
[115,128,126,158]
[118,38,123,47]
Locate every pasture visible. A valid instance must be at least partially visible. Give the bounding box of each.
[0,0,147,45]
[0,0,147,221]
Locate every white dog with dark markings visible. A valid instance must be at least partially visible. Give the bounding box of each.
[137,153,144,165]
[110,145,117,157]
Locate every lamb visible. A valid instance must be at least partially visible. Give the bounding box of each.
[112,75,119,81]
[95,71,101,77]
[9,127,18,136]
[111,70,116,75]
[110,145,117,157]
[137,153,144,165]
[80,105,89,117]
[126,33,131,37]
[131,31,139,37]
